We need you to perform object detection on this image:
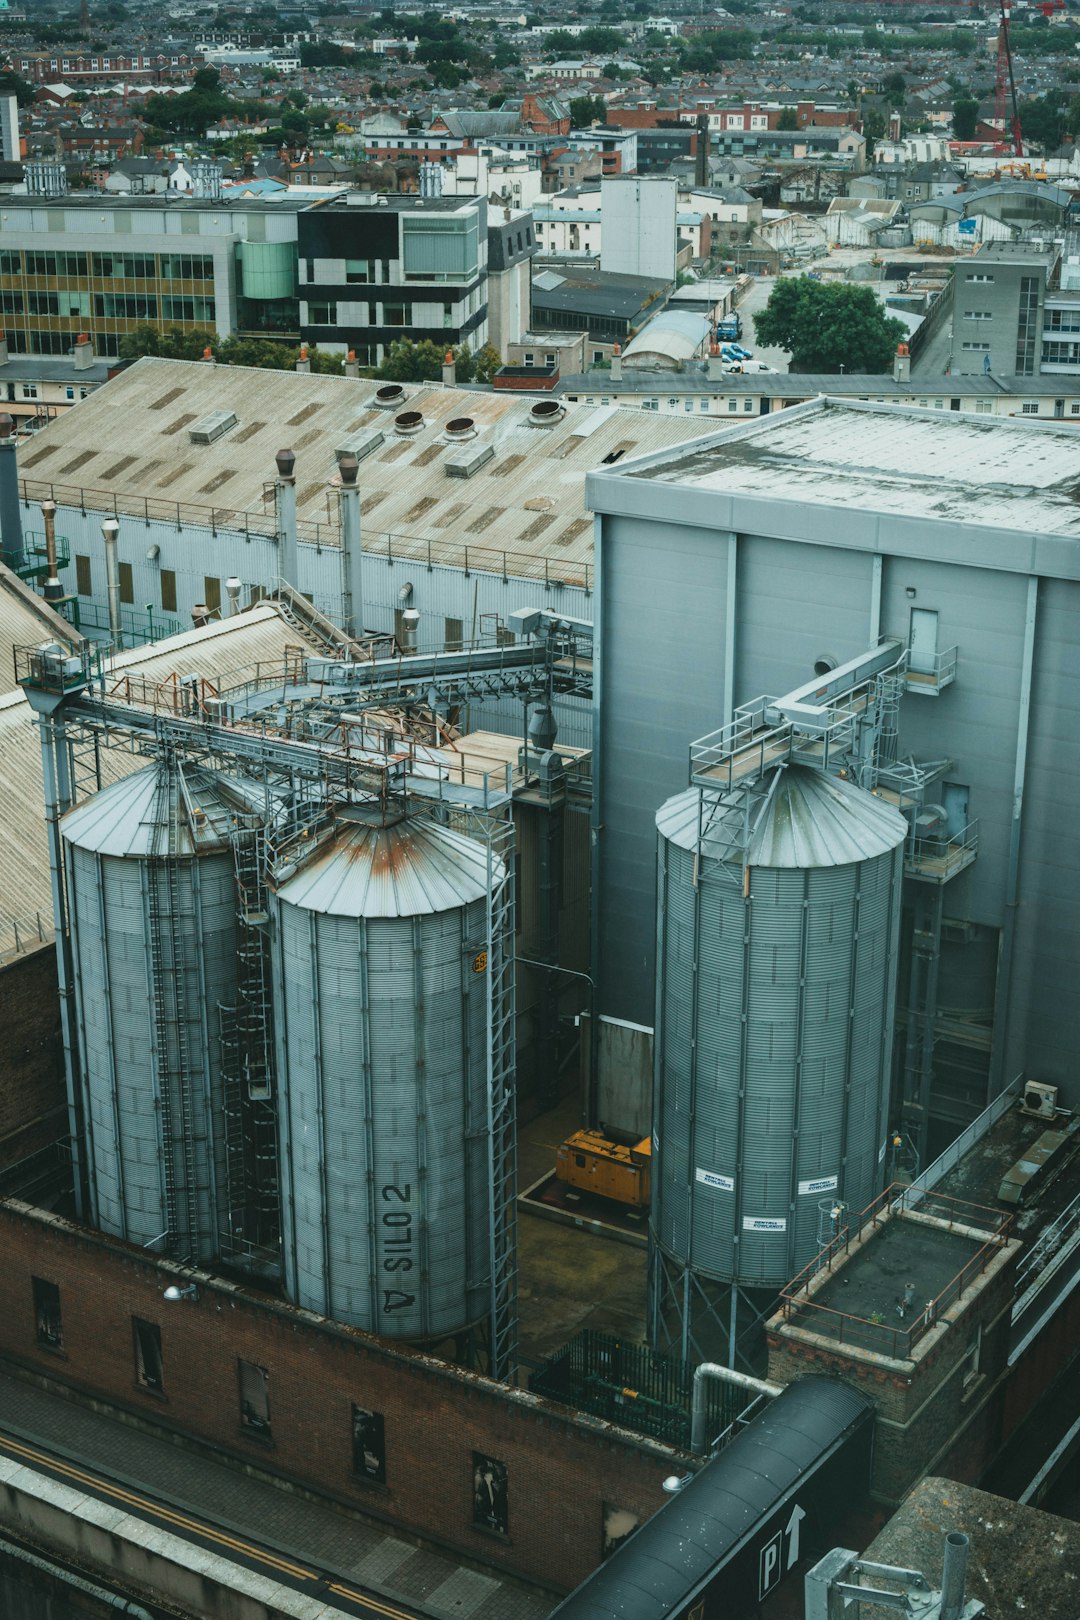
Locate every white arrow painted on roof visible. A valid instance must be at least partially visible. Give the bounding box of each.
[786,1503,807,1571]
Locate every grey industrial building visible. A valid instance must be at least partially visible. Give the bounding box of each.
[586,400,1079,1168]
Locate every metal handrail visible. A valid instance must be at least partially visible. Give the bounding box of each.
[907,645,958,685]
[904,1074,1023,1202]
[18,478,594,591]
[780,1183,1012,1361]
[906,817,979,873]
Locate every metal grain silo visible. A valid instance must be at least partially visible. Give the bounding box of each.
[271,811,503,1342]
[62,762,237,1262]
[652,767,906,1325]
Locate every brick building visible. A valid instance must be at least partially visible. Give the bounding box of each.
[0,1194,676,1596]
[766,1188,1020,1506]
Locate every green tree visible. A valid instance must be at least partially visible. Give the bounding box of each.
[299,41,351,66]
[777,107,799,131]
[882,70,906,108]
[376,338,450,381]
[0,71,36,108]
[752,278,907,375]
[1017,89,1069,152]
[862,105,886,159]
[473,342,503,384]
[118,325,216,361]
[570,93,607,127]
[577,25,625,52]
[952,96,979,141]
[544,29,578,57]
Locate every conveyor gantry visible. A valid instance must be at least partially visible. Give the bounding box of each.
[689,640,906,795]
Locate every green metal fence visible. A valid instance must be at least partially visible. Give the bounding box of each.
[528,1328,747,1450]
[74,601,182,646]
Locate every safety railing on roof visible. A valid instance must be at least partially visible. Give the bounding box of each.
[17,481,594,591]
[0,910,53,963]
[778,1184,1012,1362]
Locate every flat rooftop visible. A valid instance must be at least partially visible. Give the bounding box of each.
[0,192,319,214]
[976,239,1058,261]
[862,1476,1080,1619]
[615,398,1080,539]
[793,1215,983,1355]
[777,1188,1011,1363]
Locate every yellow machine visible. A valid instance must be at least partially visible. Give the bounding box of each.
[555,1129,652,1209]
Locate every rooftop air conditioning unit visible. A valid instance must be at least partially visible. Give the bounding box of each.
[445,442,495,479]
[334,428,384,465]
[189,409,238,445]
[1022,1081,1058,1121]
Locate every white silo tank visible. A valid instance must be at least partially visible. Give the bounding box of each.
[62,763,237,1261]
[653,768,907,1293]
[271,811,503,1341]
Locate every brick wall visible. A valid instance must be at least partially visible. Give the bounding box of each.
[0,1200,675,1594]
[0,947,66,1170]
[767,1235,1019,1506]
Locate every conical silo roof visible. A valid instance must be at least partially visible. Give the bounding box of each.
[61,762,197,859]
[657,767,907,870]
[274,816,495,918]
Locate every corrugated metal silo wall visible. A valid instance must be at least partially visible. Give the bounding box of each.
[65,843,237,1260]
[653,834,903,1289]
[273,893,492,1340]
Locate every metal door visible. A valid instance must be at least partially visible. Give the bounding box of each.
[941,782,969,841]
[908,607,938,675]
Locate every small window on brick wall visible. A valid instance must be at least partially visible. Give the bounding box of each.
[351,1404,386,1484]
[238,1359,271,1438]
[32,1277,63,1351]
[133,1317,163,1393]
[472,1452,509,1536]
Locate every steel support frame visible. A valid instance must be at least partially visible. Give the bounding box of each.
[648,1244,775,1375]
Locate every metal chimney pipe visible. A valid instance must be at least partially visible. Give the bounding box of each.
[940,1532,970,1620]
[0,413,24,570]
[41,500,64,602]
[690,1364,783,1455]
[337,452,362,638]
[225,576,242,617]
[275,448,298,591]
[101,517,122,644]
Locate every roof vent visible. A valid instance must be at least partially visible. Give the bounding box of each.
[528,399,565,428]
[394,409,424,436]
[444,416,476,440]
[334,428,385,465]
[372,384,406,409]
[445,441,495,480]
[189,409,238,445]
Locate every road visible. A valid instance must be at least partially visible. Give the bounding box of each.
[0,1427,427,1620]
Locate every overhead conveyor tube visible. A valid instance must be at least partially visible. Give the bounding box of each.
[690,1364,783,1455]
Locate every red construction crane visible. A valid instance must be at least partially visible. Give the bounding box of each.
[861,0,1066,159]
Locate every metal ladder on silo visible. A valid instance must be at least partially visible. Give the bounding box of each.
[220,824,279,1258]
[145,759,199,1262]
[146,768,180,1255]
[166,808,201,1265]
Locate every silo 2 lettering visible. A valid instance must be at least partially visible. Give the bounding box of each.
[380,1183,416,1313]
